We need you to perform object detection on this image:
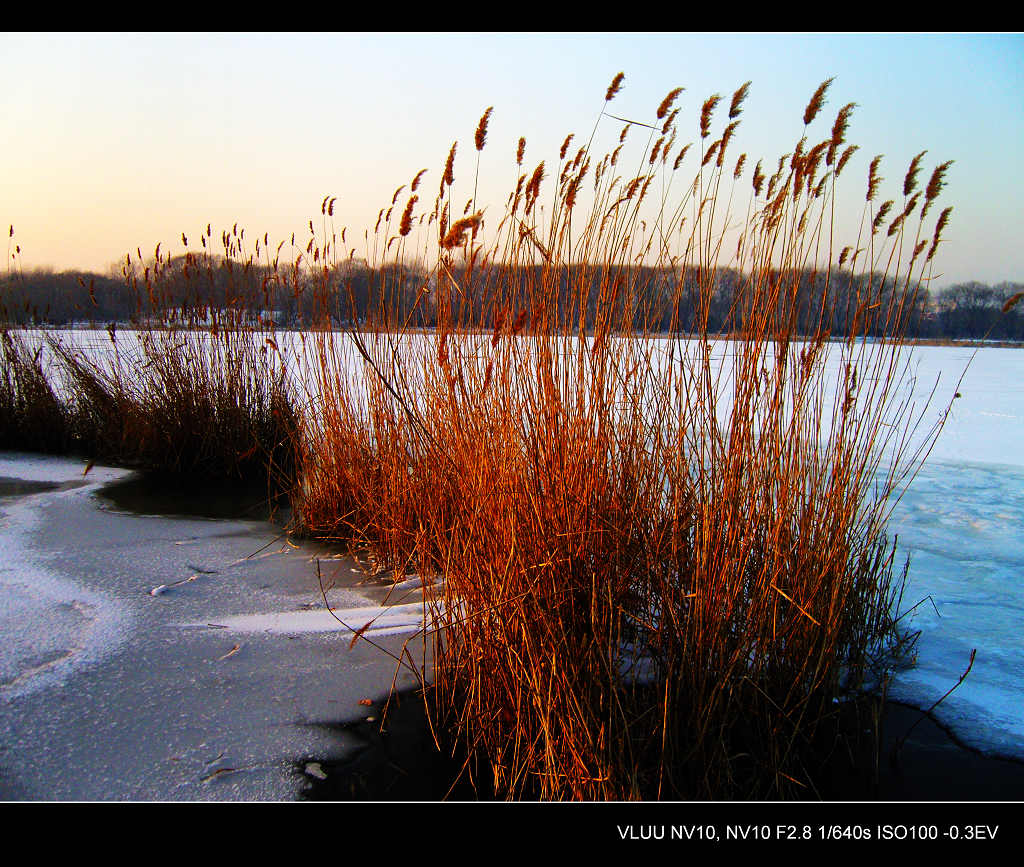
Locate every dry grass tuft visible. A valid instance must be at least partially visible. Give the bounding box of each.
[288,73,954,799]
[0,329,71,452]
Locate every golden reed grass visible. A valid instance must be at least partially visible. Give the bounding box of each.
[287,74,958,799]
[14,223,301,491]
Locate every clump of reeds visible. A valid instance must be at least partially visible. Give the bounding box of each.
[41,227,301,492]
[290,74,956,800]
[0,228,70,451]
[0,77,950,798]
[48,325,296,486]
[0,328,71,452]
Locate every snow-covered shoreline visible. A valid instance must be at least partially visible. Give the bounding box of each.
[0,452,429,799]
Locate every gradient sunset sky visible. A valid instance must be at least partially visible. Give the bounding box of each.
[2,32,1020,288]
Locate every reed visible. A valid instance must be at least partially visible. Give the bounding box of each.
[293,73,953,799]
[48,325,296,486]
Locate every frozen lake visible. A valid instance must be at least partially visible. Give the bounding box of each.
[876,344,1024,760]
[0,452,430,799]
[5,330,1023,764]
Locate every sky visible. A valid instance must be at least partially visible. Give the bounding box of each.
[1,31,1021,288]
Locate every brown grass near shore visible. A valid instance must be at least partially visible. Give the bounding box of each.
[0,224,301,489]
[45,326,297,484]
[288,75,956,799]
[0,329,71,453]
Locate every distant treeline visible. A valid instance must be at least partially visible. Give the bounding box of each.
[1,261,1021,340]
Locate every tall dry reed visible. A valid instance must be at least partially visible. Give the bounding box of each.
[291,76,955,798]
[0,228,70,451]
[37,226,301,490]
[0,329,71,452]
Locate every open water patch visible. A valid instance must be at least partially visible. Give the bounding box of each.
[95,471,288,523]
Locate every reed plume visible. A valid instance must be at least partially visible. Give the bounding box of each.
[605,71,625,102]
[657,86,684,120]
[904,150,927,196]
[803,77,835,125]
[475,107,494,152]
[699,94,721,138]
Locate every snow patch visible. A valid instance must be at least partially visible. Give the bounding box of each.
[186,601,430,638]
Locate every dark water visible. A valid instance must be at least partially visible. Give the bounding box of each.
[296,687,485,801]
[295,693,1024,801]
[94,471,289,523]
[0,477,84,500]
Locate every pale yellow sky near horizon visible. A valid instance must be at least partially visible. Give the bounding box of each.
[3,32,1021,288]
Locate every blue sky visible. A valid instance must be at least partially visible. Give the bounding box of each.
[2,32,1021,287]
